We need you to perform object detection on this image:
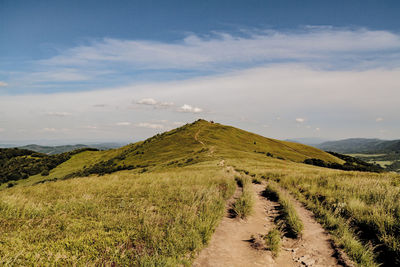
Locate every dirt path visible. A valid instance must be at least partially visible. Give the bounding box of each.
[193,183,276,267]
[275,190,345,267]
[194,128,215,156]
[193,179,347,267]
[194,129,205,146]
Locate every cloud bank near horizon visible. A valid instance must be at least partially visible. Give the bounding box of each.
[1,64,400,142]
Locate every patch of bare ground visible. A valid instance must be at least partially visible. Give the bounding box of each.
[275,187,355,267]
[193,182,275,267]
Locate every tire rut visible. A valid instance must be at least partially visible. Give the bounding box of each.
[193,171,348,267]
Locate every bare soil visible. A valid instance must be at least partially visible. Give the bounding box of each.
[193,179,349,267]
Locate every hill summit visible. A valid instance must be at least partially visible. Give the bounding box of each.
[1,119,343,188]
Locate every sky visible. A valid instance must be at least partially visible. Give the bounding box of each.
[1,0,400,144]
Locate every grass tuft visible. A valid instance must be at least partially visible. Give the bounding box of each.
[264,228,281,257]
[233,175,254,219]
[263,183,303,238]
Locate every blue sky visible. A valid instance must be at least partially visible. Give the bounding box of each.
[1,0,400,143]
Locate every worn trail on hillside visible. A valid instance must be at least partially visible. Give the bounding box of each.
[193,178,347,266]
[194,127,215,156]
[192,127,346,266]
[193,182,276,267]
[275,189,349,267]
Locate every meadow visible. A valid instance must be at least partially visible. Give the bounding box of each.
[1,120,399,266]
[0,162,235,266]
[229,157,400,266]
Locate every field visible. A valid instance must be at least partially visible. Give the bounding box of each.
[347,153,400,172]
[1,120,400,266]
[0,162,235,265]
[230,157,400,266]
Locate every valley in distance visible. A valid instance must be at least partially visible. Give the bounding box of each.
[1,120,399,266]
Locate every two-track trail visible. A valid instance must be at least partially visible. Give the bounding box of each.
[193,179,349,267]
[193,182,276,267]
[192,128,349,267]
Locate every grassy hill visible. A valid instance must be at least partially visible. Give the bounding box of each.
[3,120,399,266]
[2,120,343,189]
[318,138,400,154]
[17,143,125,155]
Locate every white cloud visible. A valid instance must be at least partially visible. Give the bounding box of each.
[158,102,174,107]
[116,122,131,126]
[137,98,158,105]
[136,98,175,109]
[46,111,72,117]
[296,118,306,123]
[41,28,400,71]
[136,122,164,129]
[376,117,384,122]
[0,128,4,132]
[27,69,92,82]
[316,128,321,131]
[85,125,98,129]
[1,65,400,141]
[0,81,8,87]
[42,128,57,132]
[179,104,203,113]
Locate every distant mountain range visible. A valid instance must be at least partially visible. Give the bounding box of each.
[285,138,331,146]
[0,143,126,155]
[316,138,400,154]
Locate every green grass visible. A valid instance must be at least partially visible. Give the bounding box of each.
[1,119,389,265]
[265,228,281,257]
[2,120,343,190]
[347,154,387,158]
[228,158,388,266]
[0,162,236,266]
[233,175,254,219]
[263,182,303,238]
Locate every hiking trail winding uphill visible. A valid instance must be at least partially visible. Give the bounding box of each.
[192,124,350,266]
[193,171,349,267]
[194,127,215,156]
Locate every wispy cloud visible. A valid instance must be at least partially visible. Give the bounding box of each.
[46,111,72,117]
[296,118,306,123]
[5,27,400,93]
[136,122,164,129]
[1,64,400,141]
[135,97,202,113]
[137,98,158,105]
[26,69,92,82]
[42,128,57,132]
[136,98,174,108]
[116,122,131,126]
[0,81,8,87]
[42,28,400,71]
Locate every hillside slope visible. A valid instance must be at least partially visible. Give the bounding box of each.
[1,120,398,266]
[18,143,124,155]
[4,120,343,187]
[318,138,400,154]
